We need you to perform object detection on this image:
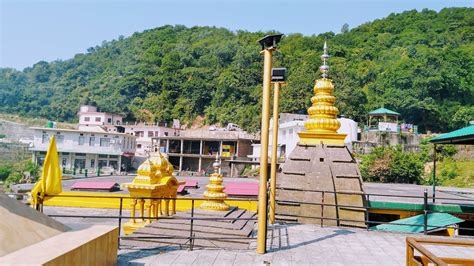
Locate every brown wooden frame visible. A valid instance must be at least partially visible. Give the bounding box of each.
[406,237,474,266]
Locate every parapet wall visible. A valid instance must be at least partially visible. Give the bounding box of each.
[0,225,118,265]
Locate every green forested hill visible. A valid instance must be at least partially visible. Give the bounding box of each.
[0,8,472,132]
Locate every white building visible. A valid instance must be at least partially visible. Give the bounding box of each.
[120,124,179,156]
[78,105,124,126]
[250,113,358,161]
[29,127,136,174]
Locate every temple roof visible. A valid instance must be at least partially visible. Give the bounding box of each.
[368,107,400,116]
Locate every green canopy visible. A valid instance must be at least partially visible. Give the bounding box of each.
[371,212,463,233]
[368,107,401,116]
[430,125,474,145]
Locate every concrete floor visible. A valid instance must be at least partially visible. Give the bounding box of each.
[117,224,474,266]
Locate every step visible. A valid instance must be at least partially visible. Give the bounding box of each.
[134,228,251,244]
[143,222,253,237]
[123,234,250,250]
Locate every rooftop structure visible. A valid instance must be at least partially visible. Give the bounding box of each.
[78,105,124,126]
[430,124,474,145]
[152,129,256,175]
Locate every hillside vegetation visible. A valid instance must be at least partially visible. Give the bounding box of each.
[0,8,472,132]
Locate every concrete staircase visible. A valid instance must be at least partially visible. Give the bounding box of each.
[121,207,256,250]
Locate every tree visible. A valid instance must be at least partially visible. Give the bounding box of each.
[341,23,350,33]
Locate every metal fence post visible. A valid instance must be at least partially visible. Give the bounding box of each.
[321,191,325,228]
[365,194,370,230]
[118,197,123,249]
[189,199,195,251]
[423,189,428,235]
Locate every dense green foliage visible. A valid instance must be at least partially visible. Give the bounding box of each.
[1,160,40,190]
[0,8,473,132]
[359,146,424,184]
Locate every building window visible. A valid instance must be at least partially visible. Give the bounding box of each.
[99,154,108,158]
[84,117,90,122]
[90,159,95,168]
[137,144,142,149]
[155,131,159,137]
[42,132,48,143]
[100,138,110,147]
[98,160,107,168]
[148,131,154,137]
[78,134,85,145]
[95,117,101,122]
[109,155,118,159]
[55,133,64,143]
[76,153,86,157]
[89,136,95,146]
[135,131,144,137]
[61,158,67,166]
[74,159,86,169]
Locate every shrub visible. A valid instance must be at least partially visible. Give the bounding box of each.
[360,145,423,184]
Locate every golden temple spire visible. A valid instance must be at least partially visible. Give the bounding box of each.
[200,153,230,211]
[298,41,347,145]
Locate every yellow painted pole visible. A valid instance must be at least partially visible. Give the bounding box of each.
[269,82,280,224]
[257,47,273,254]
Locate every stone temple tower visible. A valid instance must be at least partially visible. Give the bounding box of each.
[275,42,366,227]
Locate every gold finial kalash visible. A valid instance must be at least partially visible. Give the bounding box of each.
[121,150,185,235]
[200,153,230,211]
[298,41,347,145]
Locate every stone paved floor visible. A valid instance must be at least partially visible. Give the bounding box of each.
[117,224,408,266]
[43,206,474,265]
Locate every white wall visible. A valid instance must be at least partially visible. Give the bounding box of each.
[30,128,136,155]
[252,117,359,160]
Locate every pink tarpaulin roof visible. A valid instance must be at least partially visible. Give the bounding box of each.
[71,182,118,190]
[224,182,259,196]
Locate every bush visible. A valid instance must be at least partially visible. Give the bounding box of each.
[360,145,423,184]
[0,165,12,180]
[2,160,41,190]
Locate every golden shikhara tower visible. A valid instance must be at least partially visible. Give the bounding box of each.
[298,41,347,145]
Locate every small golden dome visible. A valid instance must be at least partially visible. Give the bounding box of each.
[137,160,157,178]
[149,152,174,177]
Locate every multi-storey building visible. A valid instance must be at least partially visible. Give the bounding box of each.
[120,124,178,156]
[78,105,124,126]
[29,127,136,174]
[152,129,257,176]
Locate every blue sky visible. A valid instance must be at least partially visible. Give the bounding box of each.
[1,0,472,70]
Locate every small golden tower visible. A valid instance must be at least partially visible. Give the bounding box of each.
[121,151,184,235]
[298,41,347,145]
[200,154,230,211]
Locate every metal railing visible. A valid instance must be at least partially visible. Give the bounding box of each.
[7,186,474,252]
[275,186,474,234]
[33,194,258,251]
